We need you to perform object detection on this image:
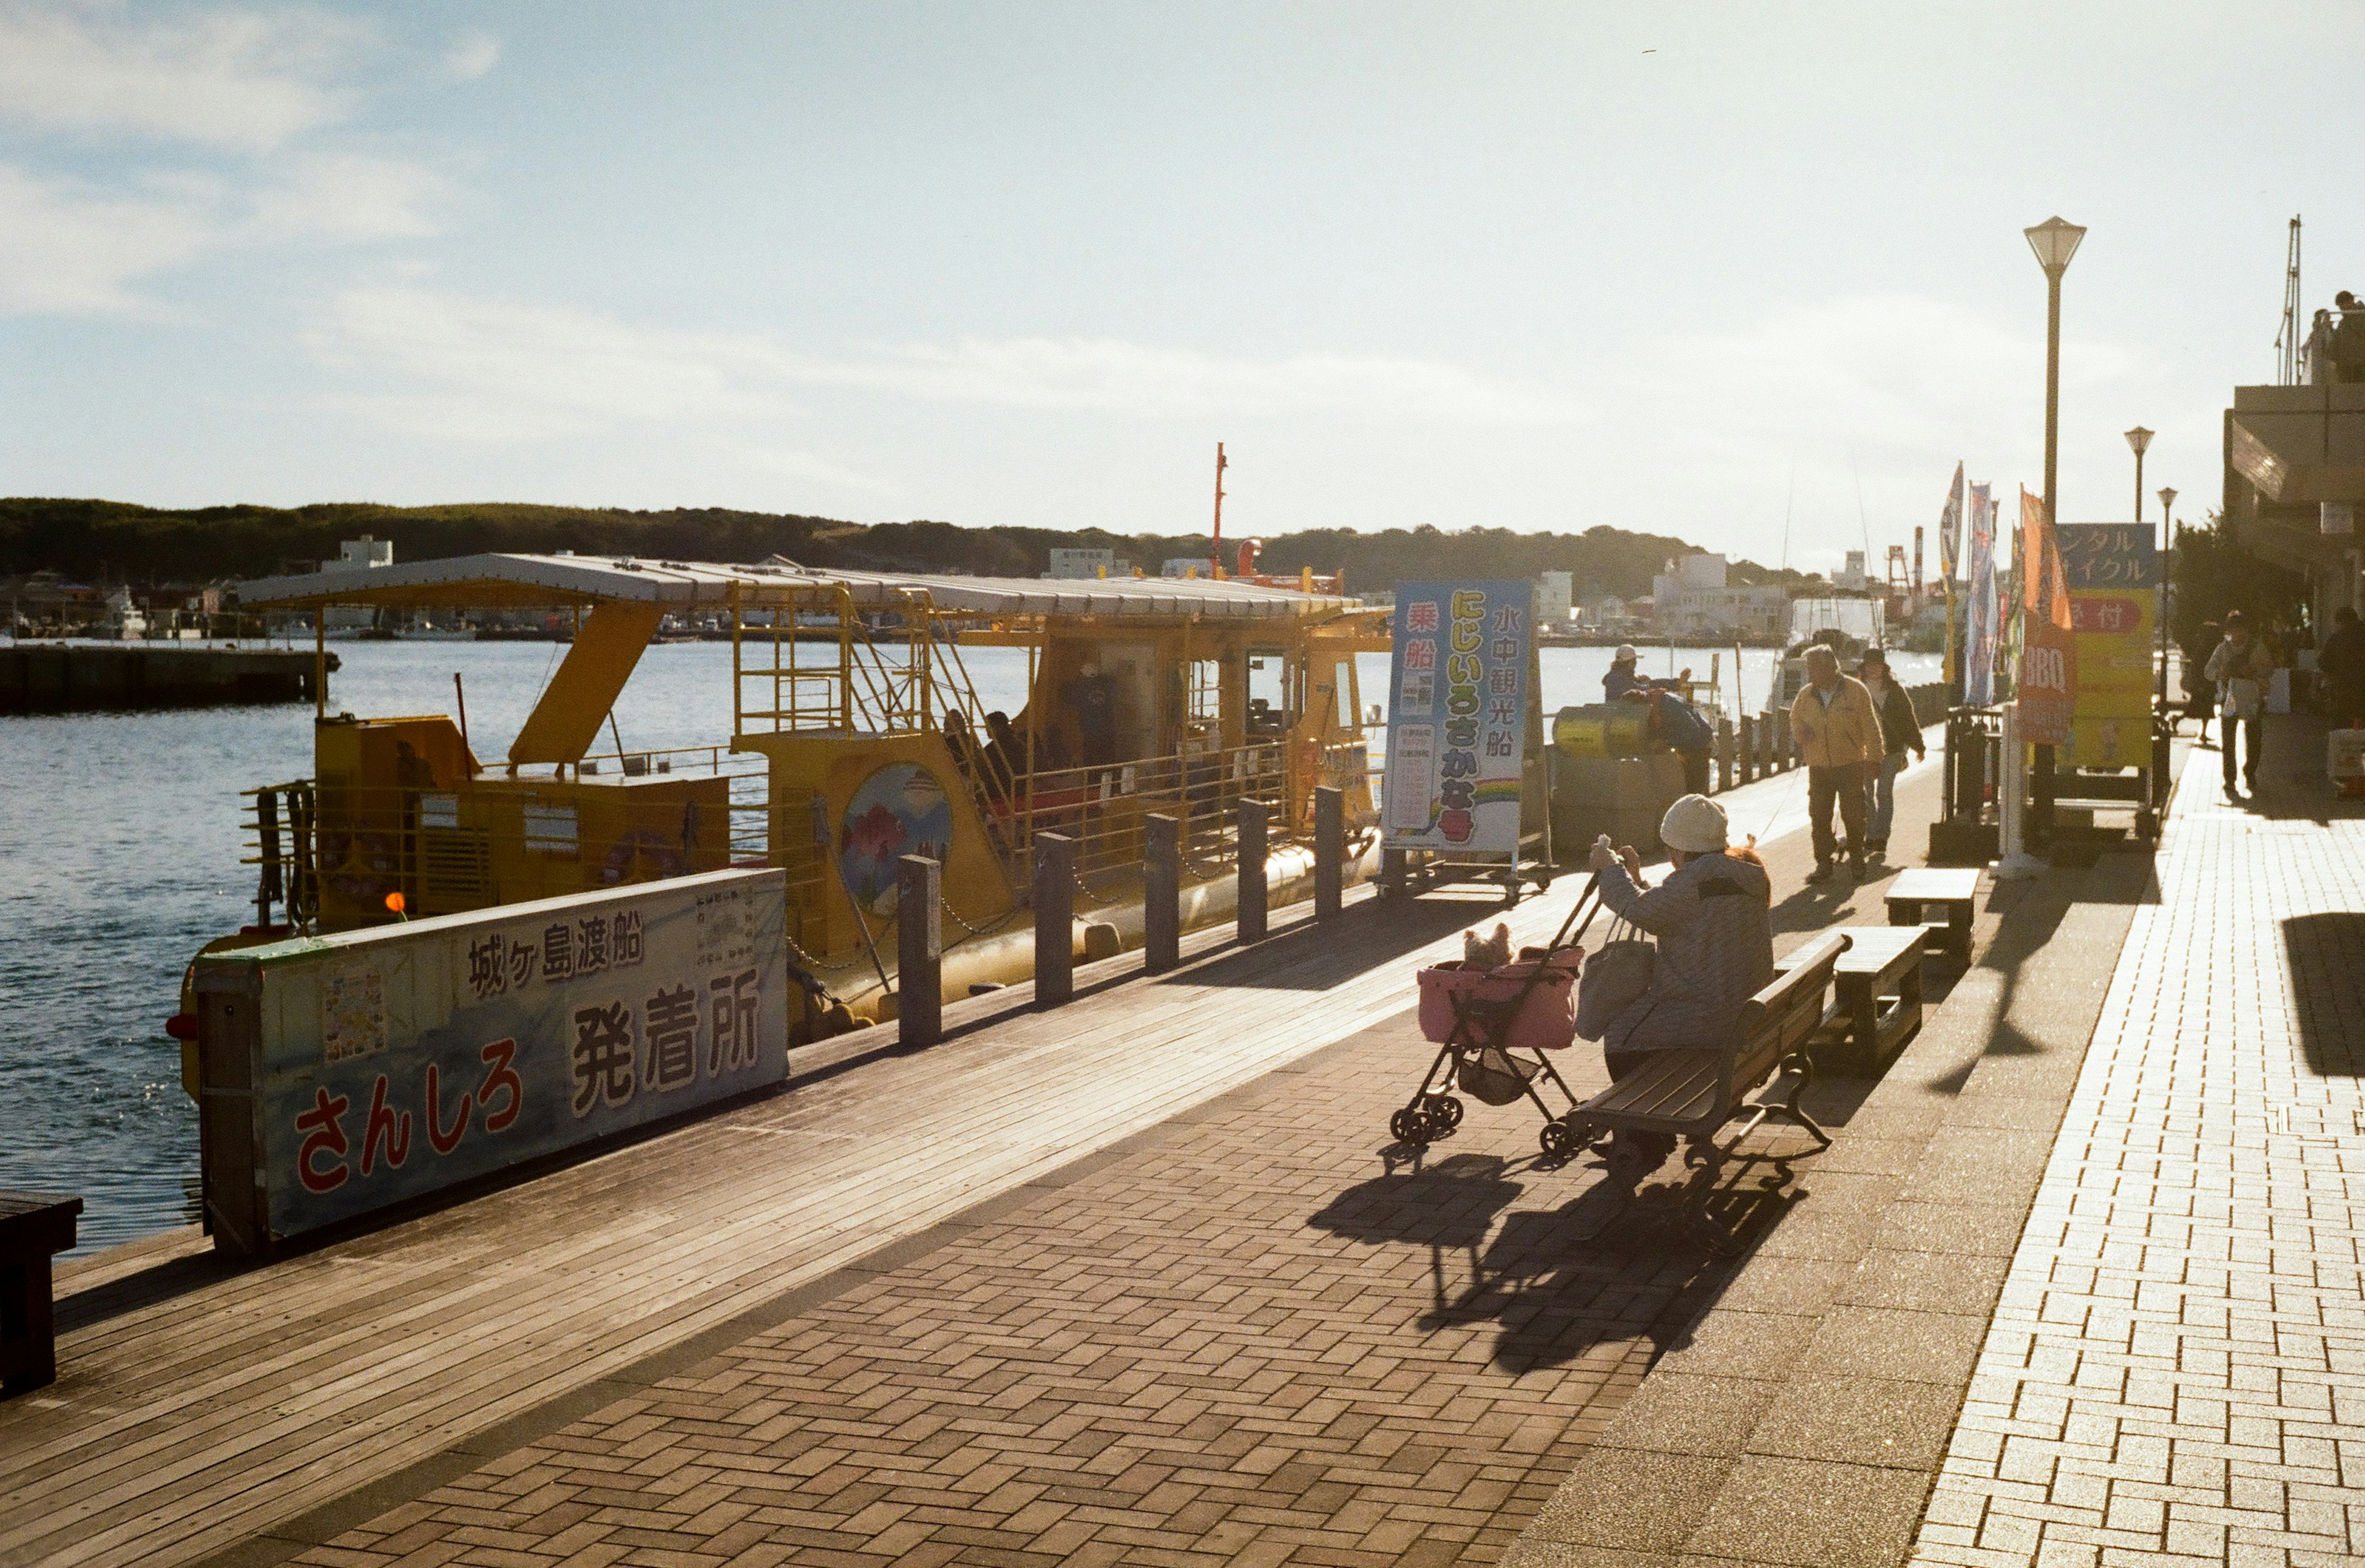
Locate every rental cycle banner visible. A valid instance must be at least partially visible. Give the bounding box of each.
[2056,522,2158,768]
[1381,580,1530,854]
[1964,481,1997,704]
[195,868,787,1245]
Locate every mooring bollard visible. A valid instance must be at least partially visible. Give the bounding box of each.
[1738,714,1757,783]
[1715,719,1734,794]
[1032,831,1074,1006]
[1237,798,1269,942]
[896,854,941,1048]
[1313,786,1343,920]
[1143,813,1180,974]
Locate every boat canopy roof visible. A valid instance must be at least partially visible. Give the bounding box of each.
[236,552,1357,620]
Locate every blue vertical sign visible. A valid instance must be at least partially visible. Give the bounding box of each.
[1381,580,1530,854]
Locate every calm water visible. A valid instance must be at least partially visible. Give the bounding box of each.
[0,637,1932,1251]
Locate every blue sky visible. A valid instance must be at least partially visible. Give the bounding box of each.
[1,1,2358,573]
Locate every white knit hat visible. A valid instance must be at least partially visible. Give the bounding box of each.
[1659,793,1729,854]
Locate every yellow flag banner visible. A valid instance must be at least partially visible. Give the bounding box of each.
[2017,488,2076,745]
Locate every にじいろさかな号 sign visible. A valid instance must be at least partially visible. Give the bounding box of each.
[192,868,787,1254]
[1381,581,1531,855]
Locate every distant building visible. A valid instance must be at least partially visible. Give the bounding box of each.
[1834,549,1870,591]
[338,536,394,570]
[1534,570,1573,624]
[1046,547,1133,580]
[1578,594,1630,631]
[1162,557,1218,579]
[1649,553,1787,637]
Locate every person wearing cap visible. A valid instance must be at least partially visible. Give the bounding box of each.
[1603,645,1691,703]
[1789,644,1884,881]
[1585,794,1773,1178]
[1855,649,1925,857]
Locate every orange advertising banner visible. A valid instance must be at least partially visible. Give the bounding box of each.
[2017,488,2075,745]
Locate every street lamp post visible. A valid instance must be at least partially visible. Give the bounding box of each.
[2125,426,2153,525]
[2019,216,2086,863]
[2157,486,2178,706]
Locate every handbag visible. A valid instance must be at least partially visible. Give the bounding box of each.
[1575,913,1654,1041]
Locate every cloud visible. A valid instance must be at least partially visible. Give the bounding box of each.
[305,284,1591,443]
[0,2,365,152]
[249,152,449,241]
[443,27,499,81]
[819,337,1590,424]
[308,286,795,440]
[0,162,217,314]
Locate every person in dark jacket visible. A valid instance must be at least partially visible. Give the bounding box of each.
[2319,606,2365,728]
[1855,649,1923,855]
[2337,292,2365,386]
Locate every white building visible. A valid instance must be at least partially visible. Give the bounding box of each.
[1534,570,1573,624]
[338,536,394,570]
[1162,557,1218,579]
[1834,549,1870,591]
[1648,553,1787,638]
[1046,547,1133,580]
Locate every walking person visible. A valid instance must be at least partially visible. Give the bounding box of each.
[1856,648,1926,857]
[2204,611,2273,798]
[1788,644,1884,881]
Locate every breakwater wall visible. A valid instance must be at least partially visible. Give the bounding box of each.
[0,643,334,714]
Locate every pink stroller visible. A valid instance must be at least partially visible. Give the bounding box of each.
[1393,879,1604,1159]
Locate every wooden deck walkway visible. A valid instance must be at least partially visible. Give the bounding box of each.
[1,875,1596,1568]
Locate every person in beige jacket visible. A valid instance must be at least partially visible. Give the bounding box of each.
[1789,644,1886,881]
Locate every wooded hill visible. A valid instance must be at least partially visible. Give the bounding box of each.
[0,498,1815,602]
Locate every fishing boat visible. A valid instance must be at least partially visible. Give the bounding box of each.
[205,553,1388,1040]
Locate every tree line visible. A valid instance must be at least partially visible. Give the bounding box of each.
[0,497,1817,603]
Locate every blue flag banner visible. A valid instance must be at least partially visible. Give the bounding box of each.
[1381,580,1530,854]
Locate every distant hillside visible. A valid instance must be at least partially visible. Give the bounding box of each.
[0,498,1816,602]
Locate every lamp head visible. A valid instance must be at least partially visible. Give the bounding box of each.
[2024,216,2087,277]
[2124,426,2154,457]
[2157,486,2177,512]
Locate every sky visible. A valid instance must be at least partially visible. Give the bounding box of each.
[1,2,2359,575]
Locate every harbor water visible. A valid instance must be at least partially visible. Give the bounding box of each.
[0,639,1934,1252]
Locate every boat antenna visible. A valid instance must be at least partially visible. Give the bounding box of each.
[2274,214,2302,384]
[1851,448,1872,571]
[1211,442,1227,580]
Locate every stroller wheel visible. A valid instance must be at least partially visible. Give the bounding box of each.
[1538,1120,1577,1160]
[1389,1107,1433,1146]
[1433,1095,1465,1129]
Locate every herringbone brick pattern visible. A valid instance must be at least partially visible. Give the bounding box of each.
[1910,756,2365,1567]
[295,1016,1743,1567]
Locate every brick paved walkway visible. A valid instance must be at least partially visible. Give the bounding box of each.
[1911,735,2365,1567]
[289,1008,1760,1568]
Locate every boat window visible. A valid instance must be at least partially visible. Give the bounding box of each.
[1247,648,1293,738]
[1186,660,1221,731]
[1334,660,1356,730]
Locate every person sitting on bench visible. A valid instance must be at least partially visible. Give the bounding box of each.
[1586,794,1774,1179]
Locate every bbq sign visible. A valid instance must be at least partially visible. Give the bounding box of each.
[196,868,787,1244]
[1381,580,1531,855]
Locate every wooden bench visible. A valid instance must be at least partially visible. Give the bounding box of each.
[1885,866,1981,965]
[1554,932,1849,1251]
[1779,924,1928,1078]
[0,1191,81,1394]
